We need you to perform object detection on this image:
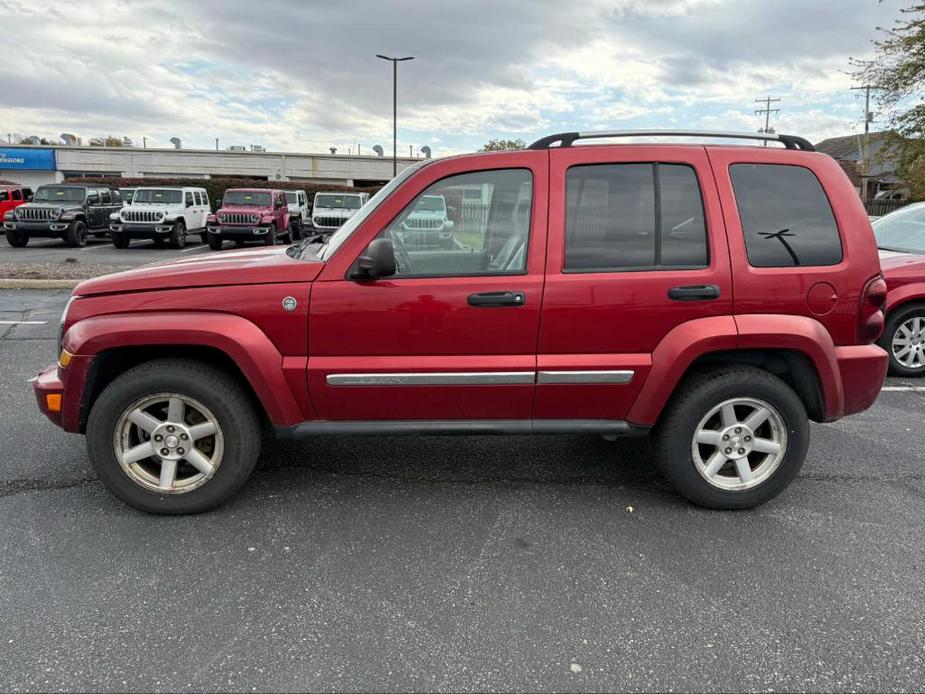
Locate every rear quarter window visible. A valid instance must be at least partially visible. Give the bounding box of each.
[730,163,843,267]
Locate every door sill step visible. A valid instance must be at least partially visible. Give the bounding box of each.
[276,419,650,438]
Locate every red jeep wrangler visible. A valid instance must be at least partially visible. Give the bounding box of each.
[0,184,31,220]
[206,188,291,250]
[34,130,888,514]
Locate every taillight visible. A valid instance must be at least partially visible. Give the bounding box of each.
[859,275,888,343]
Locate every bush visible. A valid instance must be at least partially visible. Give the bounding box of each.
[70,176,382,212]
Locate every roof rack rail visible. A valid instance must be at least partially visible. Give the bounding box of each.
[527,130,815,152]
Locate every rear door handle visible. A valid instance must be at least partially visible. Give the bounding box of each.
[467,291,526,307]
[668,284,720,301]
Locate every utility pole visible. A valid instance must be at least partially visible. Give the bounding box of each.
[851,84,880,201]
[755,96,781,146]
[376,54,415,177]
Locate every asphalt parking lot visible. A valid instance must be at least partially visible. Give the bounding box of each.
[1,288,923,692]
[2,234,216,267]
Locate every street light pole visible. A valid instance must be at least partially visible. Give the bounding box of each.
[376,54,414,177]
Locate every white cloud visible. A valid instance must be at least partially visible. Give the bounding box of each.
[0,0,903,154]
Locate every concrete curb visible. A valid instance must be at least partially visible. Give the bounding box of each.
[0,279,82,289]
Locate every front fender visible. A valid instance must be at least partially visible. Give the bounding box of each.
[61,311,305,429]
[886,283,925,314]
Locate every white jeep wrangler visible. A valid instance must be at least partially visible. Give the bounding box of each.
[309,192,370,235]
[399,194,455,249]
[109,186,210,249]
[284,190,309,240]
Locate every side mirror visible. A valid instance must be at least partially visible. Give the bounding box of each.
[353,238,396,280]
[26,195,33,202]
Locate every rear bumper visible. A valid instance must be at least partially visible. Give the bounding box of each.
[835,343,889,418]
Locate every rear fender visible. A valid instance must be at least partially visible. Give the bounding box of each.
[627,316,738,425]
[62,311,305,427]
[734,314,844,421]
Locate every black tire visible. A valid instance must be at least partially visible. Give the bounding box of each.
[169,220,186,249]
[5,228,28,247]
[65,220,88,247]
[264,224,277,246]
[291,218,302,241]
[111,232,130,249]
[207,235,223,250]
[654,366,809,510]
[200,231,208,244]
[86,359,262,514]
[879,304,925,377]
[234,240,247,247]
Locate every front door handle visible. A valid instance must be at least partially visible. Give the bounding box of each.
[668,284,720,301]
[467,291,526,307]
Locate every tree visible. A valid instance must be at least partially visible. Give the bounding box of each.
[479,138,527,152]
[854,4,925,198]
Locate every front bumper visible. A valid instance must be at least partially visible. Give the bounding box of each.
[4,220,71,236]
[110,222,174,237]
[207,224,272,239]
[33,365,65,427]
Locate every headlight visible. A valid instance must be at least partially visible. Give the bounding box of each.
[14,207,23,218]
[252,214,261,223]
[52,208,63,220]
[58,295,78,354]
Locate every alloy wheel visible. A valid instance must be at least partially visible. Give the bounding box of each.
[691,397,788,491]
[892,316,925,369]
[113,392,224,494]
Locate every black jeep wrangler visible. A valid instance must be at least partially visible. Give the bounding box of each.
[3,184,122,247]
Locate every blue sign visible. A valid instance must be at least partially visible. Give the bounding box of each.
[0,148,56,171]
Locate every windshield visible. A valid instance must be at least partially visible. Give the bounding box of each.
[414,195,446,212]
[224,190,271,207]
[285,192,299,204]
[33,186,85,203]
[873,204,925,254]
[132,189,183,204]
[316,163,425,261]
[315,194,362,210]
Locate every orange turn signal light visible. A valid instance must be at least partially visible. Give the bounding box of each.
[46,393,62,413]
[58,350,73,368]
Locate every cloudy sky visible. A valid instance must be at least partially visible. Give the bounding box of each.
[0,0,903,156]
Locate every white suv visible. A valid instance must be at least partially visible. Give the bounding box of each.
[310,192,369,234]
[109,186,210,249]
[400,194,455,248]
[284,190,309,239]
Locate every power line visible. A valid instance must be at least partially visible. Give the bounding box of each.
[755,96,781,146]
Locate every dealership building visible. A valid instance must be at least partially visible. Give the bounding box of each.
[0,144,420,189]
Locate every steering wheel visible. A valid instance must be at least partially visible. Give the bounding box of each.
[389,228,416,274]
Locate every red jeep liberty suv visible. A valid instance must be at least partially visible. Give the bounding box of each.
[34,130,888,514]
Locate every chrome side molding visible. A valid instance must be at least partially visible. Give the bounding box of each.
[326,371,536,386]
[326,370,635,386]
[536,370,634,384]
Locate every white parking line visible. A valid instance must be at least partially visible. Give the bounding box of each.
[882,386,925,392]
[180,245,208,253]
[0,320,47,325]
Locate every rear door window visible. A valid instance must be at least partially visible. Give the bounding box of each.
[564,163,708,271]
[730,163,843,267]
